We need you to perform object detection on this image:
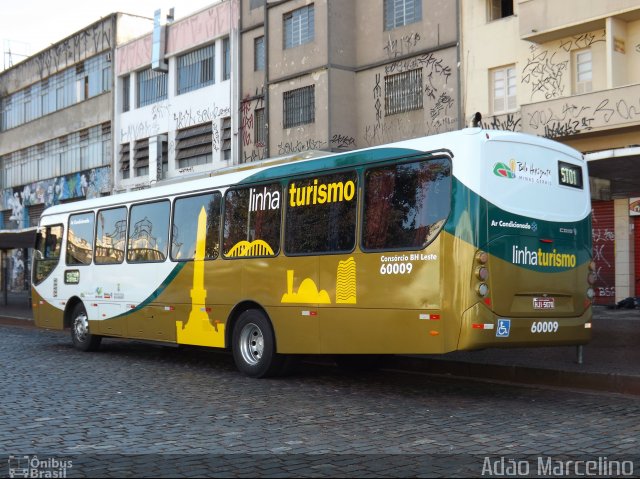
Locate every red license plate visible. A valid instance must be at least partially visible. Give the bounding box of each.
[533,297,555,309]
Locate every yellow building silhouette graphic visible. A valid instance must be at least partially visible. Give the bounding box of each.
[281,270,331,304]
[336,257,356,304]
[177,207,225,347]
[280,257,357,305]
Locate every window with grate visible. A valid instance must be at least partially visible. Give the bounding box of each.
[384,68,423,116]
[284,5,315,49]
[254,36,265,71]
[384,0,422,31]
[137,67,168,107]
[122,75,130,112]
[223,38,231,81]
[160,140,169,178]
[178,44,215,95]
[134,139,149,177]
[175,123,213,168]
[255,108,266,147]
[283,85,315,128]
[120,143,130,180]
[222,117,232,161]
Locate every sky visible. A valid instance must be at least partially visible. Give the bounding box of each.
[0,0,216,70]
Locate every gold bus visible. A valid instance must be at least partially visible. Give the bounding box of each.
[32,128,594,377]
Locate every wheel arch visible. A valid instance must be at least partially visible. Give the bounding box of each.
[225,301,276,351]
[63,296,85,329]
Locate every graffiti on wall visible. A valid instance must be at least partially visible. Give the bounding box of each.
[384,32,422,59]
[522,30,605,102]
[1,167,112,226]
[363,49,458,147]
[482,112,522,132]
[29,21,113,80]
[240,88,268,163]
[524,92,640,138]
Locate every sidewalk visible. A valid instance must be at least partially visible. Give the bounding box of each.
[1,300,638,394]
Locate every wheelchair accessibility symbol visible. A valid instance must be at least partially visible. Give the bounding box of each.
[496,319,511,338]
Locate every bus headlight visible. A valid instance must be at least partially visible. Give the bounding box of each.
[587,272,597,285]
[589,261,596,271]
[476,283,489,297]
[586,288,595,300]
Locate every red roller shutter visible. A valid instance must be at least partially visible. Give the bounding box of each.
[591,201,616,305]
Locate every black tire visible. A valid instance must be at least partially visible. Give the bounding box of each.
[335,354,382,372]
[70,303,102,352]
[232,309,283,378]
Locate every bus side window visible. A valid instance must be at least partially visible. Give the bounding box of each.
[127,201,171,263]
[67,212,95,265]
[172,192,221,261]
[95,207,127,265]
[223,183,281,258]
[362,158,452,251]
[285,171,357,255]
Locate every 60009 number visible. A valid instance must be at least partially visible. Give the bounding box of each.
[530,321,559,333]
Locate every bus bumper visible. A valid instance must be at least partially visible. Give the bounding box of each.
[457,302,592,350]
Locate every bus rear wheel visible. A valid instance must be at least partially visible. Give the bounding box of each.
[232,309,283,378]
[70,304,102,352]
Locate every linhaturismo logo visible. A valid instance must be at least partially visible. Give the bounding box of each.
[7,455,72,478]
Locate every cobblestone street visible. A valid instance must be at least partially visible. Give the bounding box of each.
[2,325,639,477]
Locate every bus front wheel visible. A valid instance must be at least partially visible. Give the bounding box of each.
[70,304,102,352]
[232,309,283,378]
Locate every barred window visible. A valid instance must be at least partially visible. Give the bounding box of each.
[120,143,130,180]
[284,5,315,49]
[223,37,231,81]
[283,85,315,128]
[122,75,130,112]
[254,36,265,71]
[134,139,149,177]
[255,108,266,146]
[137,67,168,107]
[178,44,215,95]
[384,0,422,30]
[385,69,423,116]
[0,52,112,132]
[175,123,212,168]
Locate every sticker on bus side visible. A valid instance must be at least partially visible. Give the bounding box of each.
[496,319,511,338]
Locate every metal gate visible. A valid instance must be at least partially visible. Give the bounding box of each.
[591,201,616,305]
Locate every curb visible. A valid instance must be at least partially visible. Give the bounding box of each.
[388,356,640,396]
[1,316,638,395]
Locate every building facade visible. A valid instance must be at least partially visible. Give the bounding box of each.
[113,0,240,192]
[462,0,640,304]
[239,0,461,163]
[0,13,153,297]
